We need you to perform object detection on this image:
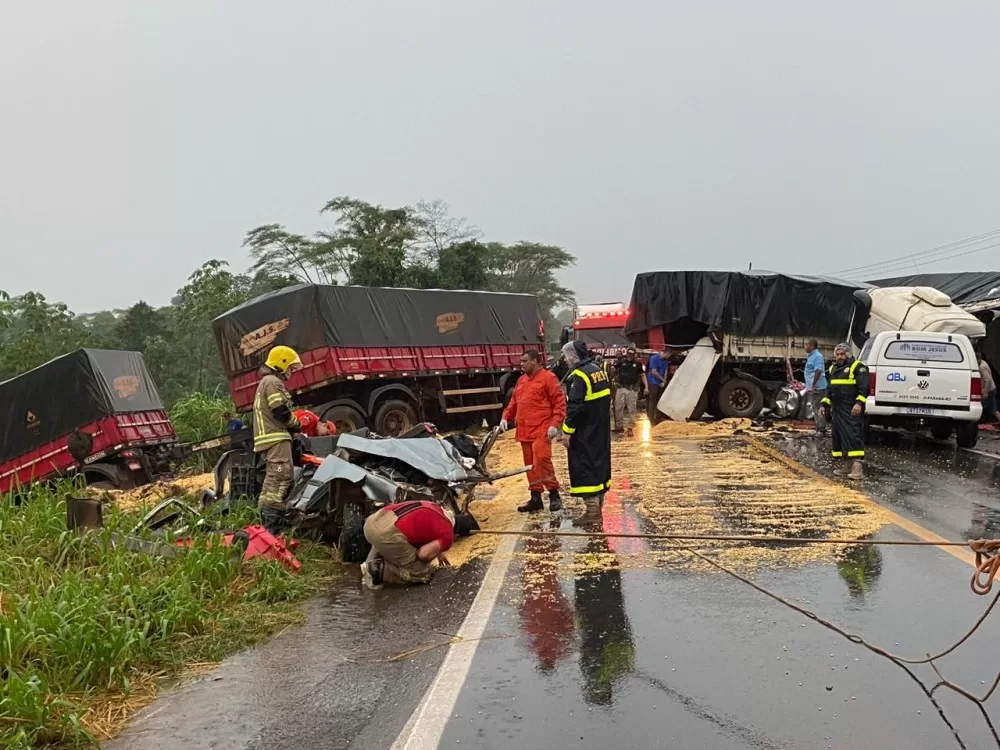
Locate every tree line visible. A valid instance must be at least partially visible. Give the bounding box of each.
[0,198,575,408]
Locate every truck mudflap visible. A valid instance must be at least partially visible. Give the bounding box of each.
[658,337,720,421]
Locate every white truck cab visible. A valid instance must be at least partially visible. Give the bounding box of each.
[860,330,983,448]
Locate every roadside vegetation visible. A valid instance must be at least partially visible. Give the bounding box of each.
[0,483,337,748]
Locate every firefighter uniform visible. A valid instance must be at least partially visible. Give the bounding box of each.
[821,357,869,462]
[253,372,301,512]
[562,358,612,497]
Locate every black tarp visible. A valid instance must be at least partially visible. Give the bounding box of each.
[213,283,543,377]
[624,271,865,344]
[867,272,1000,308]
[0,349,165,462]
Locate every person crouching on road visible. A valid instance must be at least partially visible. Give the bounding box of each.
[613,347,646,435]
[819,342,869,480]
[559,341,612,517]
[253,346,304,533]
[361,501,475,589]
[500,349,567,513]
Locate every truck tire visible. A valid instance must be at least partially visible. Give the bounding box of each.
[930,423,953,441]
[716,378,764,419]
[322,405,365,435]
[955,421,979,449]
[374,399,417,437]
[339,502,370,563]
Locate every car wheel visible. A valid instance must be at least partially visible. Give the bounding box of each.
[339,502,371,563]
[955,421,980,449]
[716,378,764,419]
[930,423,953,441]
[374,399,418,437]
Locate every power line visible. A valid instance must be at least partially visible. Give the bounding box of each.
[837,241,1000,282]
[828,228,1000,278]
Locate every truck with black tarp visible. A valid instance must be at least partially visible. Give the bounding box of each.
[624,271,863,420]
[213,283,544,435]
[0,349,177,494]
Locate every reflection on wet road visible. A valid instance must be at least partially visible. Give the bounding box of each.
[442,425,1000,749]
[111,424,1000,749]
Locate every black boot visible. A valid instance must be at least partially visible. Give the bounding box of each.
[518,491,544,513]
[548,489,563,512]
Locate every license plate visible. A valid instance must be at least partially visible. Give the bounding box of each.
[905,406,934,415]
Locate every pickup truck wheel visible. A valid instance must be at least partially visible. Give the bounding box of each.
[716,378,764,419]
[930,423,953,441]
[955,421,980,449]
[339,502,370,563]
[322,405,365,435]
[374,399,417,437]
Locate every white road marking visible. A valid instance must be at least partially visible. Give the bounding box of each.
[391,518,525,750]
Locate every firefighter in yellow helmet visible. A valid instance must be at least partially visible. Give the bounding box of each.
[253,345,303,532]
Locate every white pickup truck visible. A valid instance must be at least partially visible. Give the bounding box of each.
[859,330,983,448]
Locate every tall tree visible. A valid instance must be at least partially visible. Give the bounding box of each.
[243,224,327,284]
[411,199,480,260]
[0,292,96,380]
[315,197,417,287]
[486,242,575,315]
[113,301,167,354]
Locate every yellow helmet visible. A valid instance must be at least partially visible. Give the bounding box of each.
[264,345,302,374]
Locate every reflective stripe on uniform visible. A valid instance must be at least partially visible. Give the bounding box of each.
[830,360,863,386]
[856,395,867,403]
[831,451,843,457]
[254,431,291,449]
[821,397,831,405]
[571,483,606,495]
[267,392,285,406]
[562,424,576,434]
[847,450,865,457]
[570,368,612,401]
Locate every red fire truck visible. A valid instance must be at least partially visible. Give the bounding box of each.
[559,302,636,358]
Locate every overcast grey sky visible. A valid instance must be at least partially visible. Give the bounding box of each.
[3,0,1000,312]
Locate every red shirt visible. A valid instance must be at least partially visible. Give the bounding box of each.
[502,369,567,442]
[388,501,454,551]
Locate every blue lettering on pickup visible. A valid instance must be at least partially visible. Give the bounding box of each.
[886,372,907,382]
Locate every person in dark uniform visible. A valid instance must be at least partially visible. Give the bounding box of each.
[818,342,870,480]
[559,341,612,518]
[612,347,646,435]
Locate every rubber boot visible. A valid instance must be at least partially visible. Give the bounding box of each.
[547,489,563,512]
[833,461,849,477]
[576,498,602,526]
[847,459,864,480]
[518,491,544,513]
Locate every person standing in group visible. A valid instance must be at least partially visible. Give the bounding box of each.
[559,341,612,519]
[979,353,999,423]
[645,346,671,424]
[803,339,828,436]
[613,347,646,435]
[252,346,303,532]
[819,342,869,480]
[500,349,567,513]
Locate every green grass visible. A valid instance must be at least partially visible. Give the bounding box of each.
[0,482,335,748]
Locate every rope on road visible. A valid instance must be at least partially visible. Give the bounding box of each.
[469,528,1000,708]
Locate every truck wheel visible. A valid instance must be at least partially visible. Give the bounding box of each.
[323,405,365,435]
[716,378,764,419]
[374,399,417,437]
[930,423,953,441]
[339,502,370,563]
[955,421,980,449]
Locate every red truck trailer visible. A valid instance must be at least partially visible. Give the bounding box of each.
[212,284,544,435]
[0,349,177,495]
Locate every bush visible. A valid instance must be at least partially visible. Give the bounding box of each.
[0,483,331,748]
[169,392,237,471]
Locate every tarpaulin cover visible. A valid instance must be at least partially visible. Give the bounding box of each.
[868,272,1000,308]
[625,271,865,340]
[213,283,543,377]
[0,349,165,462]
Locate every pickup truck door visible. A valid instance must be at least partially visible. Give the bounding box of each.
[873,339,972,409]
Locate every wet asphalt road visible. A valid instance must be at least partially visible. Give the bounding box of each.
[111,427,1000,750]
